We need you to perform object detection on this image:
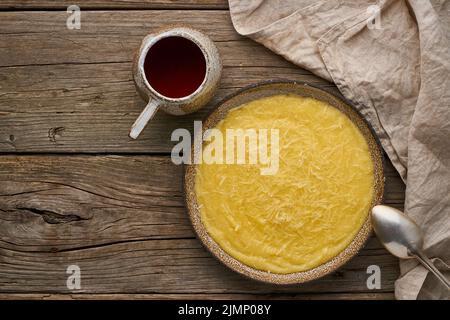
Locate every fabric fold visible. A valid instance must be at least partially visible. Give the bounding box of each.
[228,0,450,299]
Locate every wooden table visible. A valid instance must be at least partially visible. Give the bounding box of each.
[0,1,404,300]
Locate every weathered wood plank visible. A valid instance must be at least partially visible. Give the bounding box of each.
[0,155,402,293]
[0,238,398,294]
[0,1,228,10]
[0,155,404,250]
[0,11,285,67]
[0,293,395,300]
[0,155,187,251]
[0,63,333,153]
[0,11,339,153]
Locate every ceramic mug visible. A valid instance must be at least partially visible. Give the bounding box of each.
[129,26,222,139]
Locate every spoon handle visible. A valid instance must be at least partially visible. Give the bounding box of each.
[415,251,450,290]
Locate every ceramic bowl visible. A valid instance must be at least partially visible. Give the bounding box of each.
[184,81,385,284]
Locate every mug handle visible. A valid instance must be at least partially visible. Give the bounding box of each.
[129,99,160,139]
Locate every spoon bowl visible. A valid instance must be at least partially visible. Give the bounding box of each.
[371,205,423,258]
[371,205,450,290]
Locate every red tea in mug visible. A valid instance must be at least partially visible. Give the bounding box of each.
[144,36,206,99]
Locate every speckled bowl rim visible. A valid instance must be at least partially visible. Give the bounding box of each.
[184,80,385,285]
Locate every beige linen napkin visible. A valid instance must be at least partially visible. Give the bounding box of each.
[228,0,450,299]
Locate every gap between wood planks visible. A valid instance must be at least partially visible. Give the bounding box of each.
[0,0,229,11]
[0,292,395,300]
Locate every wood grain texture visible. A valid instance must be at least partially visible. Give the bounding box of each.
[0,11,277,67]
[0,11,335,153]
[0,0,228,10]
[0,64,333,153]
[0,155,403,293]
[0,293,394,300]
[0,8,405,298]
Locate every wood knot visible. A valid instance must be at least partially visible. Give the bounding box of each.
[48,127,65,142]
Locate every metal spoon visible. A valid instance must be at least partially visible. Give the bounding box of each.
[371,205,450,290]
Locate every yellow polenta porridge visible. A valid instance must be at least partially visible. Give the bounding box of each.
[195,95,374,274]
